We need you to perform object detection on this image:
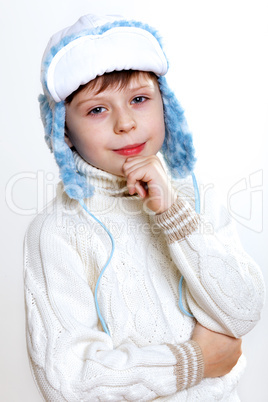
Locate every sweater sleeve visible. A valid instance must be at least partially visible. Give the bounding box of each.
[153,185,265,338]
[24,211,204,401]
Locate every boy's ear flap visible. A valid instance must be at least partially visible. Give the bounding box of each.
[158,76,196,178]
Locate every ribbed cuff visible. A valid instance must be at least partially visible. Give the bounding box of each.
[168,341,204,391]
[153,198,200,243]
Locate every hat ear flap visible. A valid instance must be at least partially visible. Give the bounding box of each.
[158,76,196,178]
[53,101,95,199]
[38,94,53,151]
[39,96,94,200]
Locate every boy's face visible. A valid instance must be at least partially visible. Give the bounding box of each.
[65,73,165,176]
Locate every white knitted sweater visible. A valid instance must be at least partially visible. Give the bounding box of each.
[24,152,265,401]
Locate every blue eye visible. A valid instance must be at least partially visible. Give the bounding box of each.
[131,96,147,104]
[89,107,106,115]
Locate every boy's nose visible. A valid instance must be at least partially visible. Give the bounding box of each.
[114,110,136,134]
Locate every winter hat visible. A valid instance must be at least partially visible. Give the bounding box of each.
[39,14,196,200]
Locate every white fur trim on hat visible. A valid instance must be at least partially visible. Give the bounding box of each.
[46,26,168,102]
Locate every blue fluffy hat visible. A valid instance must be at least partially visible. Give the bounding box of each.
[39,14,196,200]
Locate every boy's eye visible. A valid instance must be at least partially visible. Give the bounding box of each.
[88,106,106,115]
[131,96,147,104]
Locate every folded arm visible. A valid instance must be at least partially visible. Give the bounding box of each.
[154,185,265,337]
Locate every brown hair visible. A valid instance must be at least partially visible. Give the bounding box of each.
[65,70,159,104]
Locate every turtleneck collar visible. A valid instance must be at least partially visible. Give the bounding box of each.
[73,151,129,196]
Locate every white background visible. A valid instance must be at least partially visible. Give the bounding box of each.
[1,0,267,401]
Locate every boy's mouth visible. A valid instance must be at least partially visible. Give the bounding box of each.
[113,142,146,156]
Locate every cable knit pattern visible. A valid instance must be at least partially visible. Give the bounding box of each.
[24,153,265,401]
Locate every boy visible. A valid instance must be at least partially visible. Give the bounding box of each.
[24,14,265,401]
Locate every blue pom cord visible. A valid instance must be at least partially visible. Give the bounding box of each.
[79,200,114,336]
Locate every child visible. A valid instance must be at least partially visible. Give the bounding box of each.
[24,14,265,401]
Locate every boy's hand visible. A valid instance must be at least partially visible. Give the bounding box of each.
[192,322,242,378]
[123,155,176,214]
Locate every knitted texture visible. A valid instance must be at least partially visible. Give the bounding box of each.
[168,341,204,390]
[154,197,200,243]
[24,153,265,401]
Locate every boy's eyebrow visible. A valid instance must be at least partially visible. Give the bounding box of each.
[127,83,155,93]
[74,84,155,107]
[75,97,100,108]
[128,84,154,91]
